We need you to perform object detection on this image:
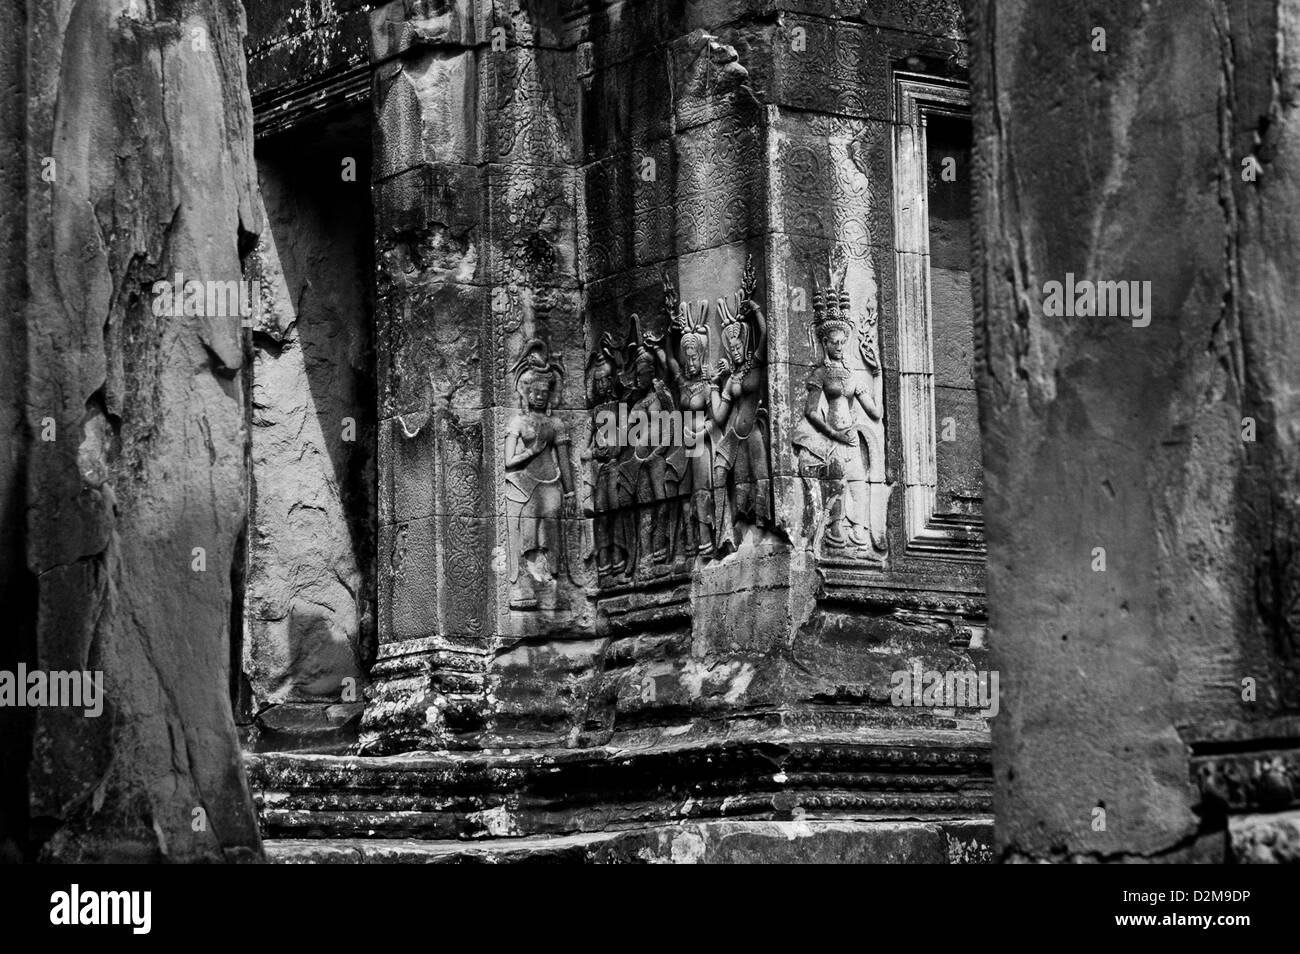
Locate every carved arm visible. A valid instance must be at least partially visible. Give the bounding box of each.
[709,360,732,424]
[854,374,882,423]
[504,431,543,468]
[742,298,767,361]
[556,431,576,517]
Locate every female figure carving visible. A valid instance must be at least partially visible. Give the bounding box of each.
[618,315,675,571]
[660,274,717,558]
[583,334,631,579]
[795,289,882,552]
[710,257,771,551]
[504,340,575,608]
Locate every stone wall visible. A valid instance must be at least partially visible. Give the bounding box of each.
[245,0,373,135]
[241,119,376,751]
[235,0,994,855]
[361,0,990,780]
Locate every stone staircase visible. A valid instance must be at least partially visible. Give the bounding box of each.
[248,725,995,863]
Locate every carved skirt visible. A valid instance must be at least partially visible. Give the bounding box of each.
[505,470,563,571]
[592,459,619,513]
[714,422,769,479]
[797,429,869,482]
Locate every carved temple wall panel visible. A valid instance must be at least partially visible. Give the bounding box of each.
[362,0,986,753]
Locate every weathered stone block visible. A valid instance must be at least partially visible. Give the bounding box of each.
[437,513,495,640]
[376,50,482,175]
[1230,810,1300,863]
[582,49,674,161]
[375,161,485,241]
[378,282,488,417]
[933,385,982,508]
[494,289,588,410]
[247,0,372,98]
[264,817,993,863]
[380,517,441,642]
[483,164,580,289]
[482,46,582,165]
[379,412,437,528]
[769,113,884,256]
[931,266,976,389]
[24,0,263,861]
[674,114,767,255]
[370,0,486,62]
[771,16,887,120]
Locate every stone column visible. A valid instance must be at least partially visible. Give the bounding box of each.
[364,0,496,751]
[970,0,1300,862]
[20,0,262,862]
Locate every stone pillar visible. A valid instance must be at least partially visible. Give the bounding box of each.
[365,0,500,750]
[21,0,262,862]
[970,0,1300,861]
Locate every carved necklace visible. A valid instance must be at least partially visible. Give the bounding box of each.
[821,359,854,391]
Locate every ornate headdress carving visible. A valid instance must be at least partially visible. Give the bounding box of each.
[719,254,758,354]
[678,300,710,358]
[616,313,662,392]
[663,269,710,362]
[806,278,880,371]
[807,278,854,348]
[585,332,623,405]
[512,338,564,408]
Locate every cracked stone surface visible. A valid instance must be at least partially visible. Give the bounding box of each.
[16,0,264,862]
[969,0,1300,861]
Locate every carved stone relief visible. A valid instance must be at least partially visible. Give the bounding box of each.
[794,283,889,559]
[512,255,778,595]
[504,339,576,610]
[669,29,752,130]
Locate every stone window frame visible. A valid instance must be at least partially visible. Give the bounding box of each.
[891,73,983,561]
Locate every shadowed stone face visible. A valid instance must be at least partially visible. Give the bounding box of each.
[682,337,703,377]
[525,377,552,411]
[592,361,615,400]
[968,0,1300,864]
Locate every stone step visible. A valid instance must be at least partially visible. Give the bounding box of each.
[248,726,991,840]
[264,818,994,864]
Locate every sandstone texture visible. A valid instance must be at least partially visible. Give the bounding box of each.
[13,0,265,862]
[969,0,1300,861]
[241,131,376,750]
